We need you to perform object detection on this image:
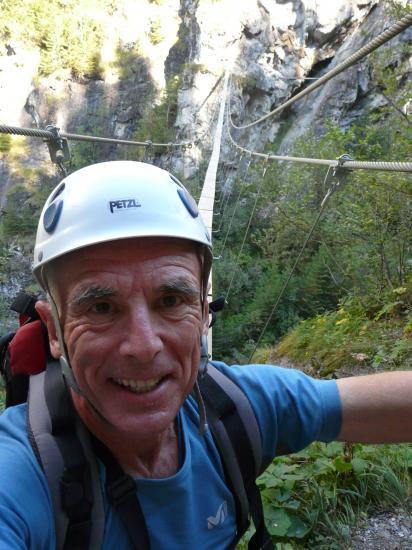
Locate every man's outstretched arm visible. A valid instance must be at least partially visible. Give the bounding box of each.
[336,371,412,443]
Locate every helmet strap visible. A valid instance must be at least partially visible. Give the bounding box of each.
[199,335,209,377]
[192,379,209,436]
[41,265,84,396]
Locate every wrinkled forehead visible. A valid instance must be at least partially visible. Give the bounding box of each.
[46,237,205,294]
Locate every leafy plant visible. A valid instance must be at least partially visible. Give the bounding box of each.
[237,442,411,548]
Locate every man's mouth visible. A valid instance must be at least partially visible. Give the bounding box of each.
[114,377,162,394]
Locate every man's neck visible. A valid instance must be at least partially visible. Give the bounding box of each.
[71,393,181,479]
[107,422,180,479]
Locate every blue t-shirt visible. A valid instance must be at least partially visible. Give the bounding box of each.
[0,363,341,549]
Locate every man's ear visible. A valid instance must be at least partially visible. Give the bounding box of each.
[35,300,61,359]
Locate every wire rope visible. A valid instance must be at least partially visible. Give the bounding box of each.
[230,12,412,130]
[225,157,269,301]
[0,123,192,149]
[213,146,232,213]
[227,125,412,172]
[216,150,242,233]
[218,155,253,257]
[248,166,340,362]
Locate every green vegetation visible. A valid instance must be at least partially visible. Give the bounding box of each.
[0,134,12,153]
[214,52,412,366]
[133,75,181,151]
[0,6,410,546]
[0,0,108,78]
[239,441,411,549]
[148,16,165,45]
[275,285,412,375]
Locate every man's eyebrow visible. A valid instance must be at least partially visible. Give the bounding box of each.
[69,285,117,307]
[158,280,199,296]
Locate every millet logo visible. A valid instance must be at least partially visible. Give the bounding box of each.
[109,198,141,213]
[207,500,228,530]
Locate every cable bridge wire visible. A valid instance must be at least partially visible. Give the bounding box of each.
[212,148,232,221]
[247,164,347,363]
[213,130,239,210]
[229,11,412,131]
[218,153,253,258]
[0,75,226,173]
[226,69,412,173]
[225,156,270,302]
[215,148,242,234]
[227,120,412,173]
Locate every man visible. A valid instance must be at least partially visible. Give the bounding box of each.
[0,161,411,549]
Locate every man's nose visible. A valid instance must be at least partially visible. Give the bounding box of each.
[119,305,163,363]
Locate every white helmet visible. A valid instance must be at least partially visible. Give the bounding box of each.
[33,161,212,289]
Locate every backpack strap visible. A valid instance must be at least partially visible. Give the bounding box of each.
[198,364,273,550]
[27,362,105,549]
[92,438,151,550]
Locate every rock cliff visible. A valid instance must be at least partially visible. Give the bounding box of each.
[0,0,410,298]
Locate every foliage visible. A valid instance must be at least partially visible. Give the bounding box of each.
[1,177,56,246]
[214,52,412,362]
[238,441,411,549]
[274,284,412,374]
[0,134,12,153]
[148,16,165,45]
[133,76,181,153]
[0,0,107,78]
[384,0,411,19]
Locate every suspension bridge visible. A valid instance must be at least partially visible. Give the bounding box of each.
[1,11,411,359]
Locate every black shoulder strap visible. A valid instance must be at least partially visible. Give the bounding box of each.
[198,364,273,550]
[27,362,105,549]
[92,437,151,550]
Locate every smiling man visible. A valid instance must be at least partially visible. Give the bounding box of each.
[0,161,411,550]
[39,238,207,479]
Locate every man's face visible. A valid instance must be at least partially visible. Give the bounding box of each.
[45,238,208,442]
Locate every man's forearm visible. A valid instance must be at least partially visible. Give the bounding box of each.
[336,371,412,443]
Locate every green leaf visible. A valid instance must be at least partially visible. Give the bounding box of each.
[265,507,292,537]
[258,475,283,489]
[352,458,368,474]
[324,442,344,457]
[283,498,301,510]
[272,488,293,502]
[272,463,299,477]
[286,515,311,538]
[313,458,336,474]
[334,456,354,473]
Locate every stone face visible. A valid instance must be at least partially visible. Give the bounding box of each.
[0,0,410,198]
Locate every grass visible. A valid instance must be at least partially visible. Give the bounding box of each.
[273,286,412,376]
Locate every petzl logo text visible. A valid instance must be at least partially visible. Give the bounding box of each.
[109,199,141,213]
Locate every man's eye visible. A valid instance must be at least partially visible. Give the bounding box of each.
[90,301,112,314]
[160,295,182,308]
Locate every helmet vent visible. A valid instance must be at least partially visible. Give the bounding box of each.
[177,188,199,218]
[43,200,63,233]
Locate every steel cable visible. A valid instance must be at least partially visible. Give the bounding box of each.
[225,157,269,301]
[218,155,253,257]
[248,166,339,362]
[0,124,193,149]
[230,12,412,130]
[227,125,412,173]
